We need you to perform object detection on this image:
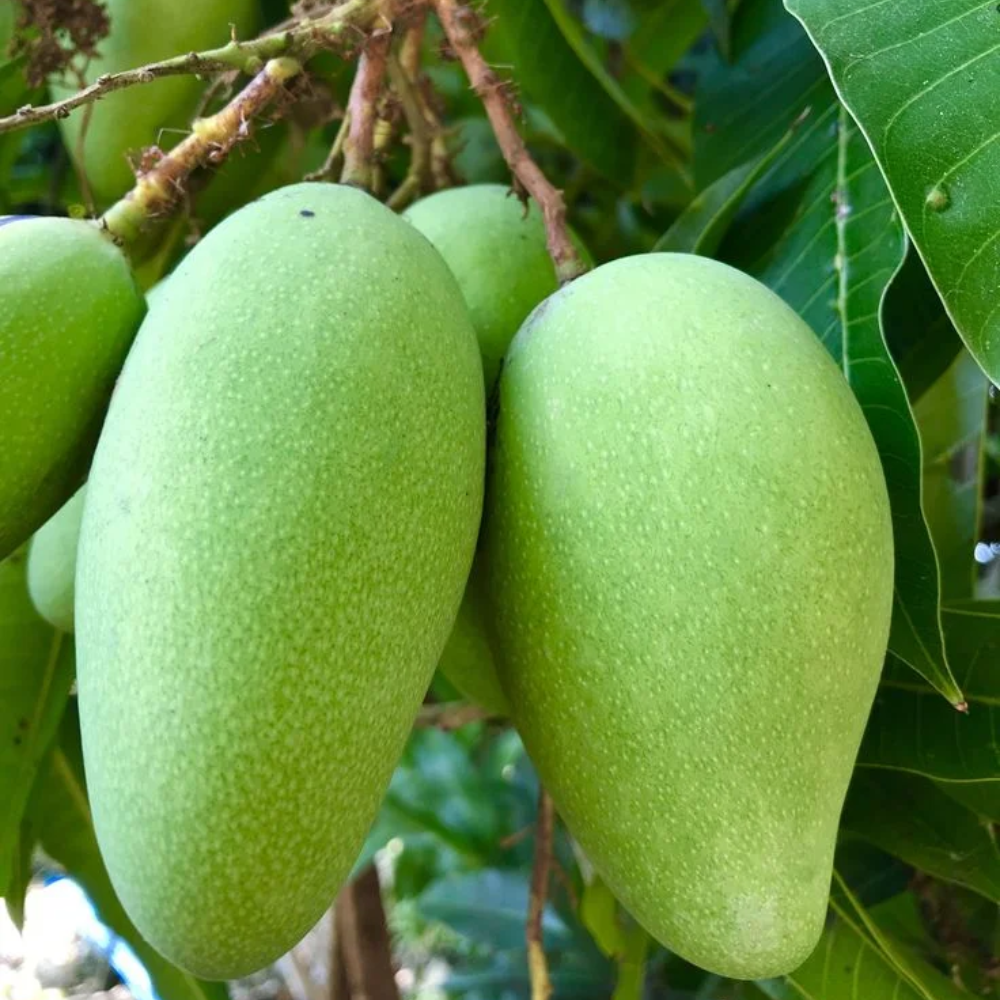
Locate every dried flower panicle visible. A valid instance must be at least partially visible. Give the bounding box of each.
[13,0,111,88]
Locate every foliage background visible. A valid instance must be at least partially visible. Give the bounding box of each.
[1,0,999,997]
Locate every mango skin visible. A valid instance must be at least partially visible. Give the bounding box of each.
[0,217,145,561]
[28,487,85,633]
[405,184,562,390]
[50,0,258,205]
[76,183,484,979]
[407,184,580,714]
[484,253,894,979]
[437,568,511,717]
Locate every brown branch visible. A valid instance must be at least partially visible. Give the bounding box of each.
[414,701,492,730]
[334,865,401,1000]
[527,789,555,1000]
[432,0,587,284]
[101,57,302,247]
[305,110,351,182]
[0,0,385,138]
[341,29,392,188]
[385,52,432,209]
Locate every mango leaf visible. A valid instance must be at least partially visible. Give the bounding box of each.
[758,877,969,1000]
[915,349,990,601]
[4,825,33,930]
[483,0,637,184]
[655,114,801,254]
[832,840,912,911]
[841,770,1000,903]
[784,0,1000,384]
[858,602,1000,781]
[22,704,228,1000]
[537,0,688,172]
[693,0,834,192]
[417,869,571,951]
[740,104,959,701]
[580,875,626,958]
[882,249,963,403]
[0,549,76,891]
[623,0,707,106]
[700,0,960,701]
[935,779,1000,823]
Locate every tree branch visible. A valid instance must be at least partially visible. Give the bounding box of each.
[414,701,492,730]
[0,0,385,137]
[431,0,587,284]
[101,57,302,247]
[527,789,555,1000]
[385,53,433,209]
[341,29,392,189]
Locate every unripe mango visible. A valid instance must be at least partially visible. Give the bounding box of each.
[405,184,563,390]
[437,570,510,717]
[485,254,893,979]
[76,183,484,979]
[0,217,145,560]
[50,0,258,205]
[28,487,85,633]
[406,184,580,715]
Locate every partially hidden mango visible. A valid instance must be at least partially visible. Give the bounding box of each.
[0,217,144,560]
[50,0,259,205]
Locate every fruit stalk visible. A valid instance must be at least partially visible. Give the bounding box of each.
[414,701,491,730]
[340,31,392,189]
[101,57,302,247]
[527,790,555,1000]
[431,0,588,284]
[0,0,384,137]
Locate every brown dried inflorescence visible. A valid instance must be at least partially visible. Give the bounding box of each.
[14,0,110,88]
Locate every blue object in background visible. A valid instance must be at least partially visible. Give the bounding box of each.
[40,875,160,1000]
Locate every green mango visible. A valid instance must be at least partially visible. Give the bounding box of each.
[0,217,145,561]
[406,184,583,715]
[76,183,485,979]
[437,569,510,717]
[49,0,259,206]
[484,253,894,979]
[405,184,565,390]
[0,5,14,55]
[28,487,86,633]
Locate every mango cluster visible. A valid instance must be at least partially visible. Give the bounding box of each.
[5,181,893,982]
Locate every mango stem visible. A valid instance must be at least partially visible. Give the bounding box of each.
[100,57,302,249]
[431,0,589,285]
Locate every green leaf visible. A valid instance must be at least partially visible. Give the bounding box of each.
[882,249,963,403]
[4,823,34,930]
[417,869,571,951]
[758,877,969,1000]
[784,0,1000,384]
[611,922,649,1000]
[858,601,1000,781]
[625,0,708,88]
[739,102,960,702]
[841,770,1000,903]
[693,0,833,191]
[580,875,626,958]
[23,704,228,1000]
[483,0,638,183]
[0,549,76,890]
[538,0,688,173]
[701,0,961,701]
[655,115,801,254]
[935,779,1000,822]
[915,349,991,601]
